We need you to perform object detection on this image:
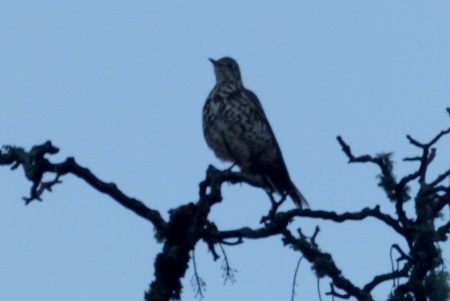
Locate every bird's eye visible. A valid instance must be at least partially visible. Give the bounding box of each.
[227,63,234,69]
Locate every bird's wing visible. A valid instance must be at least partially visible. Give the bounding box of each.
[243,88,286,162]
[244,89,267,118]
[243,88,308,208]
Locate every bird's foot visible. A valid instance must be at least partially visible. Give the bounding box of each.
[223,163,237,173]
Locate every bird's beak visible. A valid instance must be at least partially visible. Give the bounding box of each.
[208,58,216,65]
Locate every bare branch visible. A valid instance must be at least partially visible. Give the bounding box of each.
[336,136,377,164]
[191,250,207,300]
[0,141,168,233]
[283,229,373,301]
[291,256,304,301]
[327,283,351,299]
[363,263,411,292]
[408,128,450,149]
[218,244,237,284]
[429,169,450,187]
[292,207,405,237]
[337,136,414,236]
[203,206,405,244]
[391,244,413,262]
[3,118,449,301]
[436,220,450,242]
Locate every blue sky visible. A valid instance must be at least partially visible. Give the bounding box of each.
[1,2,449,300]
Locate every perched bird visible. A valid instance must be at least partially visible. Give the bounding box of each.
[203,57,308,209]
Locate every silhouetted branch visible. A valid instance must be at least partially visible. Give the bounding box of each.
[283,229,373,301]
[407,127,450,149]
[437,221,450,242]
[429,169,450,187]
[328,283,351,299]
[203,206,404,244]
[218,244,236,284]
[391,244,413,262]
[293,206,405,236]
[199,165,265,201]
[363,263,411,292]
[337,136,413,240]
[405,128,450,186]
[333,122,450,301]
[0,141,168,233]
[2,111,449,301]
[291,256,304,301]
[190,250,206,300]
[337,136,410,205]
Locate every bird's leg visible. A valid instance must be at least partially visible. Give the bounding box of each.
[239,161,252,173]
[222,164,237,188]
[277,193,288,207]
[223,162,250,188]
[224,163,237,173]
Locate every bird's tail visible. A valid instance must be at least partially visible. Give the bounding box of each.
[288,181,309,209]
[264,173,309,209]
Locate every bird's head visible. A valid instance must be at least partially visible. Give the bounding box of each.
[209,57,243,85]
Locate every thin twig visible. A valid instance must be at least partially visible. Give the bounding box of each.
[291,256,304,301]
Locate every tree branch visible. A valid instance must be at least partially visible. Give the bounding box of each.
[3,118,449,301]
[363,262,411,292]
[283,228,373,301]
[0,141,168,234]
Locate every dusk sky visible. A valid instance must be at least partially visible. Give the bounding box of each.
[1,2,449,300]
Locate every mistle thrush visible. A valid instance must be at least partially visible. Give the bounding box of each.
[203,57,308,209]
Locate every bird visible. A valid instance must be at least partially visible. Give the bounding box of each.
[202,57,308,209]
